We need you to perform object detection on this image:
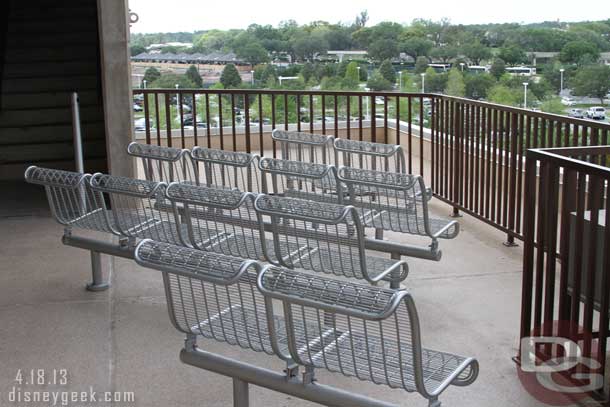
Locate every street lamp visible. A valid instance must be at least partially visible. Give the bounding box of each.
[250,70,255,86]
[357,66,361,82]
[398,71,403,90]
[175,84,180,113]
[459,62,465,72]
[363,87,370,120]
[522,82,529,109]
[142,79,147,89]
[420,73,426,93]
[559,68,565,95]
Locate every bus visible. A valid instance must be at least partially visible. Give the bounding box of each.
[466,65,489,74]
[505,66,537,76]
[427,63,451,72]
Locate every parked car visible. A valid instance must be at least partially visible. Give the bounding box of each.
[586,106,606,120]
[568,108,585,118]
[133,103,143,112]
[561,98,575,106]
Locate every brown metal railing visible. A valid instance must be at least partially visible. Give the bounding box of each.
[132,88,610,244]
[520,146,610,398]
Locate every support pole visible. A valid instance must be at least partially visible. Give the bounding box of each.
[86,250,109,291]
[390,252,401,289]
[450,207,462,218]
[71,92,84,173]
[503,234,518,247]
[233,378,249,407]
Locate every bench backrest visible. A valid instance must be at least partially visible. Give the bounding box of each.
[135,239,288,359]
[253,194,377,282]
[89,174,181,244]
[24,166,114,234]
[259,158,341,205]
[272,130,335,165]
[165,182,269,262]
[128,142,197,184]
[190,147,260,193]
[334,138,406,173]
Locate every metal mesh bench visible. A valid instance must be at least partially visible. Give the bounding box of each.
[165,182,274,263]
[259,157,341,204]
[272,129,334,165]
[254,194,408,284]
[191,147,261,193]
[334,138,406,174]
[127,142,196,184]
[338,167,459,250]
[258,266,479,406]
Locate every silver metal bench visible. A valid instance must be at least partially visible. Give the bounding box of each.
[334,138,407,173]
[134,239,478,407]
[259,157,341,204]
[127,142,196,184]
[338,167,459,251]
[191,146,261,193]
[165,182,274,263]
[254,194,408,286]
[272,129,334,165]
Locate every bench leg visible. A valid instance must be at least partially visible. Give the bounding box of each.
[375,228,384,240]
[232,377,249,407]
[86,250,109,292]
[428,397,441,407]
[389,252,401,290]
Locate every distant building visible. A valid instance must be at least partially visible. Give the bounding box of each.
[132,52,245,65]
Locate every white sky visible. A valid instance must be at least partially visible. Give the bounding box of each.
[129,0,609,34]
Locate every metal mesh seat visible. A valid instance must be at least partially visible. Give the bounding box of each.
[258,267,479,404]
[134,239,291,359]
[128,142,197,184]
[338,167,459,245]
[334,138,406,174]
[259,158,341,204]
[254,194,408,284]
[165,182,274,263]
[89,174,195,245]
[272,130,334,165]
[24,166,115,234]
[191,147,261,193]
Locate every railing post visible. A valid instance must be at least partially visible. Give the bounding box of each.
[451,100,462,218]
[504,112,519,247]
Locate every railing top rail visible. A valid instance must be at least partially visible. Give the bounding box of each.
[526,145,610,178]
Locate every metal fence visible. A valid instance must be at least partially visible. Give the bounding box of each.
[132,89,610,243]
[520,146,610,399]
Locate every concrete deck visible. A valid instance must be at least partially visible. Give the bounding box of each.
[0,193,551,406]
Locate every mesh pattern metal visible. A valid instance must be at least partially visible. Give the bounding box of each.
[255,195,408,283]
[24,166,114,233]
[166,183,271,262]
[128,142,197,184]
[191,147,261,193]
[334,139,406,173]
[272,130,335,165]
[338,167,459,240]
[259,158,341,204]
[259,267,478,396]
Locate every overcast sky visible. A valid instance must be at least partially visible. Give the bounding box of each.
[129,0,609,33]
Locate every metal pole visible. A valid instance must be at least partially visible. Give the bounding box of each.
[71,92,84,173]
[233,378,249,407]
[86,250,109,292]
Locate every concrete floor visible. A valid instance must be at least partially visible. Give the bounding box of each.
[0,194,560,407]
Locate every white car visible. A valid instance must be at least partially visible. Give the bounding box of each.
[561,98,575,106]
[133,103,143,112]
[586,107,606,120]
[568,108,584,119]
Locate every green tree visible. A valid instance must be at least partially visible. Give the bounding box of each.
[401,37,434,60]
[301,62,315,83]
[540,97,565,114]
[572,64,610,103]
[368,39,399,61]
[344,61,360,87]
[185,65,203,88]
[559,40,600,65]
[420,67,447,93]
[487,84,520,106]
[497,45,527,66]
[143,67,161,84]
[489,58,506,80]
[150,73,196,89]
[366,70,393,91]
[220,64,242,88]
[414,56,429,74]
[445,68,465,97]
[465,74,495,99]
[379,60,396,83]
[429,46,458,63]
[130,45,146,56]
[462,41,492,65]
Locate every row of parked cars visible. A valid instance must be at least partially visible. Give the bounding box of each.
[568,106,606,120]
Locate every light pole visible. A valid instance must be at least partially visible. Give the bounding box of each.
[363,87,369,120]
[522,82,529,109]
[250,70,255,86]
[357,66,361,82]
[559,68,565,95]
[175,84,179,113]
[420,73,426,93]
[143,79,147,89]
[459,62,465,72]
[398,71,403,90]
